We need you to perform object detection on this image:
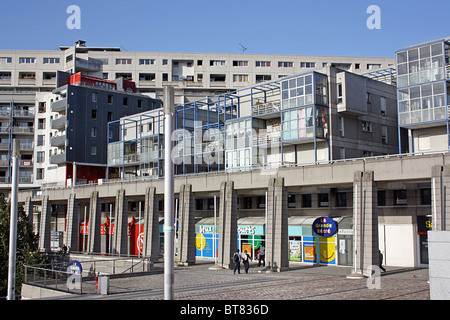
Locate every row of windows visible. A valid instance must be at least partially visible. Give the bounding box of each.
[192,189,432,210]
[0,57,61,64]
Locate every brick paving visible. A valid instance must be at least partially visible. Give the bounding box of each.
[72,260,430,300]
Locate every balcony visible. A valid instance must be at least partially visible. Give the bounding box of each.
[50,134,66,147]
[50,153,66,164]
[51,116,67,130]
[13,127,34,134]
[51,98,67,112]
[75,57,102,72]
[252,101,281,118]
[14,109,35,118]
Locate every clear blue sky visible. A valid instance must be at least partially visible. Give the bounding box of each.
[1,0,449,58]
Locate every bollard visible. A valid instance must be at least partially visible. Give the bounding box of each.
[97,275,110,295]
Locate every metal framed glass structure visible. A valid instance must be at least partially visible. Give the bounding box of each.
[396,38,450,153]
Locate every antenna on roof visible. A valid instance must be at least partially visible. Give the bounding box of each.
[238,43,247,54]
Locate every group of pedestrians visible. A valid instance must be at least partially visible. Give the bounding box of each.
[233,245,265,274]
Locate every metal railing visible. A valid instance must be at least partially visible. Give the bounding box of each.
[24,256,154,296]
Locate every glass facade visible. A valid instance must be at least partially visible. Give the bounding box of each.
[396,40,449,127]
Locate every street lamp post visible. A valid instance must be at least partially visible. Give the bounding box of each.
[7,139,20,300]
[163,86,175,300]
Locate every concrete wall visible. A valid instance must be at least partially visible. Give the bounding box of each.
[428,231,450,300]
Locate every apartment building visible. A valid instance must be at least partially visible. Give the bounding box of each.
[0,40,394,195]
[396,38,450,154]
[107,66,400,180]
[34,74,161,187]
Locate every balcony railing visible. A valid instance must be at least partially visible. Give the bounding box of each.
[13,127,34,134]
[50,153,66,164]
[51,98,67,112]
[51,116,67,130]
[50,134,66,147]
[252,101,281,116]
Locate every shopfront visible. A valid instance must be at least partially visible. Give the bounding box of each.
[195,217,266,260]
[288,216,353,266]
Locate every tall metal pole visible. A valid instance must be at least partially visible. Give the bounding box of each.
[163,86,175,300]
[7,139,19,300]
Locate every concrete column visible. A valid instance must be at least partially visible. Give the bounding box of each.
[24,197,34,231]
[217,181,237,269]
[177,184,196,265]
[266,178,289,272]
[38,196,52,252]
[66,193,80,252]
[88,191,102,253]
[431,165,450,231]
[113,189,128,255]
[143,187,160,261]
[353,171,379,277]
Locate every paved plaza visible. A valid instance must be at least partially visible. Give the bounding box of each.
[62,260,430,301]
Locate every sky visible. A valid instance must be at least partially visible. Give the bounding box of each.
[1,0,450,58]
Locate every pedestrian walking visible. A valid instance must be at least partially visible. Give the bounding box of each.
[258,245,265,267]
[242,250,251,274]
[379,250,386,272]
[233,249,241,274]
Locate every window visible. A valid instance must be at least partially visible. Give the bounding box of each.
[278,61,293,68]
[362,121,372,132]
[257,196,266,208]
[318,193,329,207]
[91,127,97,137]
[337,83,343,103]
[381,125,388,144]
[300,62,316,68]
[36,168,44,180]
[43,58,60,64]
[256,75,271,82]
[162,59,168,65]
[102,73,108,79]
[108,95,113,104]
[0,57,12,63]
[355,63,361,69]
[363,150,374,157]
[123,97,128,106]
[0,72,11,79]
[139,59,155,65]
[233,74,248,82]
[197,60,203,66]
[91,146,97,156]
[91,109,97,119]
[380,97,386,115]
[421,189,431,205]
[233,60,248,67]
[338,116,344,137]
[378,190,386,206]
[37,135,45,146]
[288,195,296,208]
[107,112,113,122]
[92,92,98,102]
[244,197,252,209]
[256,61,271,67]
[115,58,132,65]
[38,118,46,130]
[138,99,143,108]
[36,151,45,163]
[210,60,226,66]
[302,194,312,208]
[19,57,36,64]
[336,192,347,207]
[394,190,407,205]
[367,64,381,70]
[196,199,204,210]
[139,73,156,81]
[210,74,226,82]
[19,72,36,80]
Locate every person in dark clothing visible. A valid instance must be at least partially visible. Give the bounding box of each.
[242,250,251,274]
[233,249,241,274]
[258,245,265,267]
[379,250,386,272]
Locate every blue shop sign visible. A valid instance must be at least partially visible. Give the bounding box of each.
[312,217,337,237]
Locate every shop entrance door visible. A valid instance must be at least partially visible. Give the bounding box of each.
[337,235,353,266]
